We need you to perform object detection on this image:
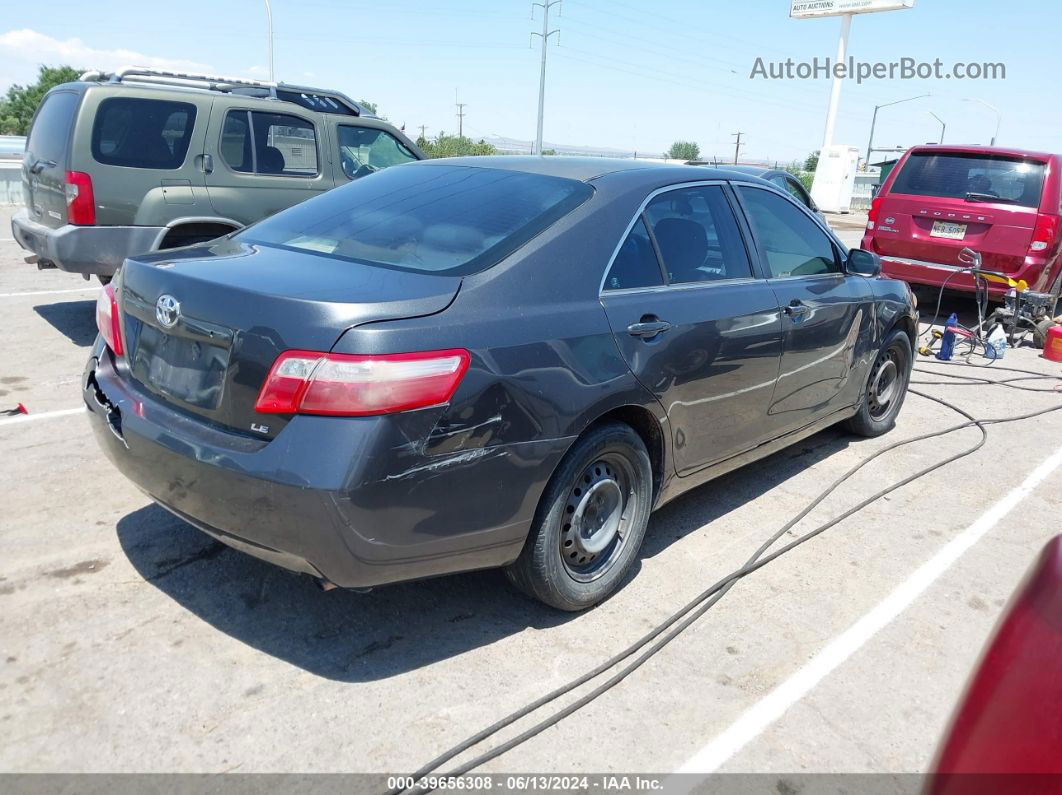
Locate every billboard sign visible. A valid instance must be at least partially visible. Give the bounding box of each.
[790,0,914,18]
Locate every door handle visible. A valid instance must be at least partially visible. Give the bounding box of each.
[197,154,214,174]
[784,300,809,319]
[627,318,672,338]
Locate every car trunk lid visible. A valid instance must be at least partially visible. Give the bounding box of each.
[117,240,461,438]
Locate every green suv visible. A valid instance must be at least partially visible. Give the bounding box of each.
[12,67,423,281]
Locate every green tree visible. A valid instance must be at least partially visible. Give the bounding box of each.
[666,140,700,161]
[358,99,379,115]
[0,65,82,135]
[419,133,497,159]
[804,150,820,172]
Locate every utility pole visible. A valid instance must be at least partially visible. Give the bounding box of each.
[531,1,561,156]
[418,124,428,141]
[455,90,467,138]
[731,132,744,165]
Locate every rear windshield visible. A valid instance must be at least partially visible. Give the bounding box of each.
[27,91,80,163]
[890,152,1046,208]
[238,164,593,276]
[91,97,197,169]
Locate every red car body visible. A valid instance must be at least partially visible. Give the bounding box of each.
[862,145,1062,299]
[926,536,1062,794]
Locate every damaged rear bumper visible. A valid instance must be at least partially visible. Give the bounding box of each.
[83,346,573,588]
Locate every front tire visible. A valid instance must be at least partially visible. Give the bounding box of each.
[844,329,912,437]
[506,423,653,611]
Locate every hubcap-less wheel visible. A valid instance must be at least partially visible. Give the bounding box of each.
[561,455,636,582]
[869,346,902,420]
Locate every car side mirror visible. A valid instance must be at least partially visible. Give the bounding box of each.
[847,248,881,277]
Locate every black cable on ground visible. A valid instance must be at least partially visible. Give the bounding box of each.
[393,370,1062,794]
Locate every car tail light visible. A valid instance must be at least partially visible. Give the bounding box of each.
[866,197,882,231]
[1029,213,1059,253]
[64,171,95,225]
[95,284,123,356]
[255,349,470,417]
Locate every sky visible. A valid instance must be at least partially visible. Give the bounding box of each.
[0,0,1056,164]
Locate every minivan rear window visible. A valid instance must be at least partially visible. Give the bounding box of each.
[890,152,1046,208]
[238,164,593,276]
[91,97,197,169]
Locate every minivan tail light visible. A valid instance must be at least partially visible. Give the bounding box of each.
[64,171,95,225]
[1030,213,1059,253]
[95,284,123,356]
[866,197,882,231]
[255,349,471,417]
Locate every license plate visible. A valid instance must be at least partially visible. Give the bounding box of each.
[930,221,967,240]
[130,324,229,410]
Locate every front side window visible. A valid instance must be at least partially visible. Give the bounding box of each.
[238,164,593,276]
[603,217,663,291]
[891,152,1046,207]
[219,110,318,176]
[738,186,839,278]
[92,97,196,169]
[643,185,751,284]
[337,126,417,180]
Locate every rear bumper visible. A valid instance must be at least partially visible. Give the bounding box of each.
[12,208,163,277]
[84,347,571,589]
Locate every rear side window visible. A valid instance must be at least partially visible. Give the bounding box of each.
[891,152,1046,208]
[337,125,417,180]
[738,186,839,278]
[238,164,593,276]
[220,110,318,176]
[604,217,663,290]
[643,185,752,284]
[92,97,196,169]
[26,91,80,163]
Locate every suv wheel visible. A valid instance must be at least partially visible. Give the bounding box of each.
[844,329,912,437]
[506,423,652,611]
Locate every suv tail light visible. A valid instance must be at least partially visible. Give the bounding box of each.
[64,171,95,225]
[1029,213,1059,254]
[866,197,882,231]
[95,284,123,356]
[255,349,470,417]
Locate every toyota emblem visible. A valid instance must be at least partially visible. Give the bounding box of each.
[155,294,180,329]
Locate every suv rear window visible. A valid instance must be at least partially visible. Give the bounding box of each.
[238,164,592,276]
[890,151,1046,208]
[27,91,80,163]
[92,97,196,169]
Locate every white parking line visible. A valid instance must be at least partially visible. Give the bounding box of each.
[674,440,1062,776]
[0,238,15,242]
[0,406,86,427]
[0,287,98,298]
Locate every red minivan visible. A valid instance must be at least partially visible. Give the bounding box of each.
[862,145,1062,299]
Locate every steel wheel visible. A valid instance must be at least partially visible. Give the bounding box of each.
[560,454,637,582]
[868,344,904,421]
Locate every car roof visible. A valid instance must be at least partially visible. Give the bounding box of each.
[905,144,1059,162]
[413,156,754,183]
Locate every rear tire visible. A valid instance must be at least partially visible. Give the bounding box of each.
[97,275,112,285]
[844,329,912,438]
[1033,318,1054,350]
[506,422,653,611]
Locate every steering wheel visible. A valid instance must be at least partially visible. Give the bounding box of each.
[352,163,379,179]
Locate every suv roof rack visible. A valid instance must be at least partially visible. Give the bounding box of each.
[78,66,368,117]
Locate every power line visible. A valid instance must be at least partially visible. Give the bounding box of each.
[732,132,745,164]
